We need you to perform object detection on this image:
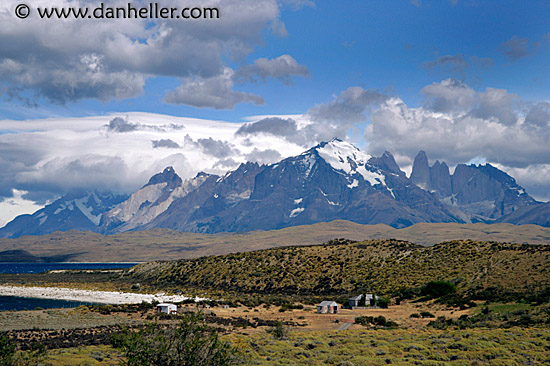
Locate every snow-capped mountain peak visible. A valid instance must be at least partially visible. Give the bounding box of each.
[0,190,128,238]
[315,138,384,186]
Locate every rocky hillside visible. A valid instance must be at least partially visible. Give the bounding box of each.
[499,202,550,227]
[127,239,550,299]
[100,167,210,233]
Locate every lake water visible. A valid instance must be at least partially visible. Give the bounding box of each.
[0,262,139,274]
[0,262,139,311]
[0,295,97,311]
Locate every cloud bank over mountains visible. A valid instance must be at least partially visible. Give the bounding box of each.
[0,1,549,226]
[1,77,549,226]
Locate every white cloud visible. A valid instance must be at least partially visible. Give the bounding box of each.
[421,79,475,112]
[0,190,44,227]
[307,86,387,124]
[0,0,299,107]
[164,67,265,109]
[2,78,549,225]
[364,80,550,200]
[0,112,306,223]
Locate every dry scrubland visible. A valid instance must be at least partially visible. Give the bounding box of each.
[229,327,550,365]
[2,238,550,365]
[1,221,550,262]
[22,328,550,365]
[127,239,550,303]
[4,302,550,365]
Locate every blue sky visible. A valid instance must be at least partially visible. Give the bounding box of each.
[2,0,548,121]
[0,0,549,224]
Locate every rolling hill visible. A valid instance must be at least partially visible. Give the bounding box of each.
[0,221,549,262]
[127,238,550,300]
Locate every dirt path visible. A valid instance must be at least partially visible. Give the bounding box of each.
[337,321,352,330]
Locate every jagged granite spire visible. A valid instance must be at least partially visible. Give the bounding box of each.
[430,160,452,197]
[145,166,182,189]
[410,151,430,189]
[369,151,405,177]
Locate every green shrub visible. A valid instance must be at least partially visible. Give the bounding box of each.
[421,281,456,299]
[375,297,390,309]
[0,334,16,366]
[0,335,45,366]
[266,321,290,340]
[111,312,241,366]
[354,315,396,328]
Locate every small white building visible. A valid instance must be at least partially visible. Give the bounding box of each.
[157,303,178,314]
[317,301,339,314]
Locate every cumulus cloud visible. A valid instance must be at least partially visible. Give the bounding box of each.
[300,86,388,143]
[365,80,550,171]
[0,142,47,199]
[498,36,535,61]
[17,155,131,198]
[471,87,519,126]
[307,86,387,124]
[184,135,239,158]
[164,68,265,109]
[424,55,469,75]
[421,79,475,113]
[245,148,282,164]
[236,88,389,147]
[525,102,550,127]
[152,139,181,149]
[234,55,310,85]
[236,117,299,138]
[0,0,298,106]
[0,113,310,224]
[197,138,238,158]
[213,158,240,169]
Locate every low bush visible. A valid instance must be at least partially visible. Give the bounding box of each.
[421,281,456,299]
[111,312,241,366]
[355,316,397,328]
[266,321,290,340]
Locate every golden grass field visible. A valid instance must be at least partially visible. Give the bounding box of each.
[2,299,549,365]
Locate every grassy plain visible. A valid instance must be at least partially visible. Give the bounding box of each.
[4,300,550,365]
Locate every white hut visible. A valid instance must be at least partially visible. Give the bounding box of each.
[157,303,178,314]
[317,301,339,314]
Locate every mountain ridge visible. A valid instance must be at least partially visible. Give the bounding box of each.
[0,139,546,238]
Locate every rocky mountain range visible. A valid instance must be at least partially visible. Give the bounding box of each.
[410,151,538,222]
[0,191,127,238]
[0,139,545,238]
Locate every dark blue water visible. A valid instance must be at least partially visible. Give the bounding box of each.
[0,262,138,274]
[0,262,138,311]
[0,296,96,311]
